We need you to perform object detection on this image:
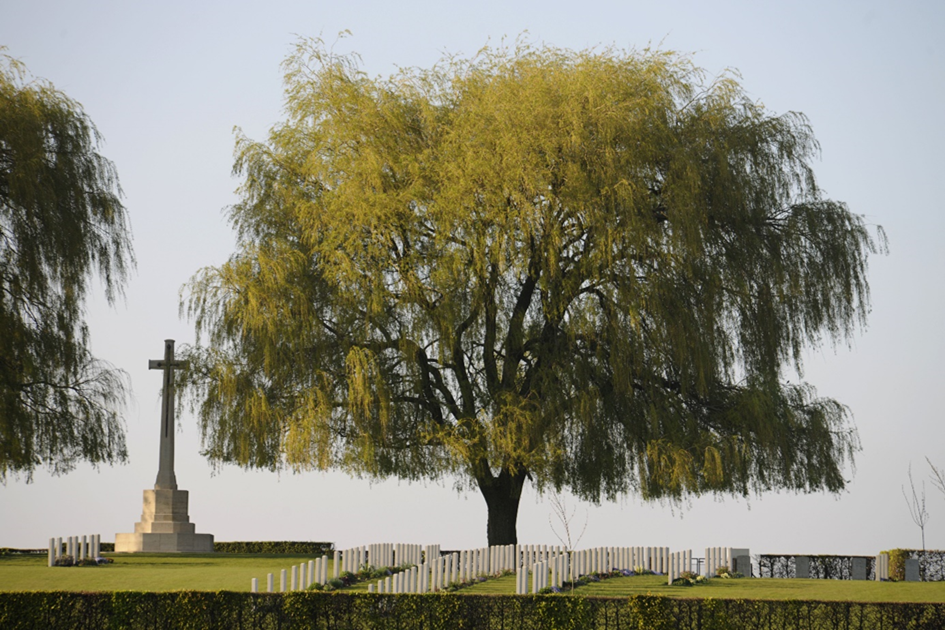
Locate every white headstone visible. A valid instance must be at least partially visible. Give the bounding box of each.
[875,553,889,581]
[251,578,258,593]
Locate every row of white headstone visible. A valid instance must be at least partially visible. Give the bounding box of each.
[368,563,427,593]
[364,544,675,594]
[514,547,753,592]
[368,546,540,594]
[515,556,566,594]
[48,535,101,566]
[250,543,576,594]
[704,546,749,577]
[366,544,692,594]
[345,543,533,580]
[666,550,693,584]
[249,543,746,593]
[252,543,521,593]
[332,543,434,576]
[251,556,332,593]
[514,546,679,594]
[251,543,445,593]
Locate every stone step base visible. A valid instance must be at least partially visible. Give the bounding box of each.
[115,532,214,553]
[135,521,196,534]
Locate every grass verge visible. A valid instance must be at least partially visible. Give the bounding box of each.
[461,573,945,602]
[0,553,322,592]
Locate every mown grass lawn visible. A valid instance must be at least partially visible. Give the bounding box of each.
[462,573,945,603]
[0,553,319,592]
[4,554,945,603]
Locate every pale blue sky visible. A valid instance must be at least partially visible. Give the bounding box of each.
[1,0,943,557]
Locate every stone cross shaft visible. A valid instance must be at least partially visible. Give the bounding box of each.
[149,339,188,490]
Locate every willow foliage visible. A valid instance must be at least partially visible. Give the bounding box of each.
[183,38,884,543]
[0,52,134,481]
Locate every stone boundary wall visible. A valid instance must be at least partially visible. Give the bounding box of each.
[759,554,877,580]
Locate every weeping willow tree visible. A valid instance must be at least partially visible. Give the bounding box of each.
[182,38,884,545]
[1,51,134,481]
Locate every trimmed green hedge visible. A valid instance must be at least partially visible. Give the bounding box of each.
[0,548,44,556]
[3,541,335,556]
[213,541,334,554]
[886,549,911,581]
[2,592,945,629]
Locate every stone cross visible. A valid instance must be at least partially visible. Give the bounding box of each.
[149,339,188,490]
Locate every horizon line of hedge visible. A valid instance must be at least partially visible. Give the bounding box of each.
[1,541,336,556]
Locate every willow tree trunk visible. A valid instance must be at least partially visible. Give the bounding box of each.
[477,468,528,546]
